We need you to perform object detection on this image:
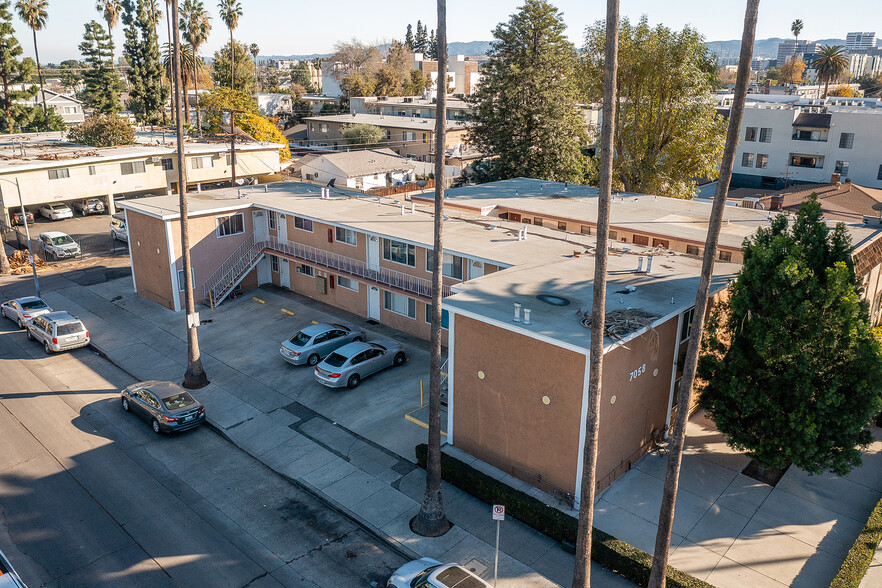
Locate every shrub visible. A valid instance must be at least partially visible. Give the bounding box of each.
[237,113,291,162]
[416,444,714,588]
[830,496,882,587]
[67,114,135,147]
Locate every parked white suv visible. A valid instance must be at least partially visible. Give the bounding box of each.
[39,231,80,260]
[73,198,105,215]
[25,311,90,354]
[39,203,73,220]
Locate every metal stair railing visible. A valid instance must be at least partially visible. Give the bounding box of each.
[202,233,265,304]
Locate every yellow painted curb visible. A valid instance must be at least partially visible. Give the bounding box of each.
[252,297,266,304]
[404,412,448,436]
[311,320,319,324]
[281,309,295,316]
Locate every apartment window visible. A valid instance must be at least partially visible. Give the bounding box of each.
[835,160,850,176]
[422,133,429,144]
[790,154,823,169]
[557,221,567,231]
[608,230,618,240]
[424,303,449,329]
[335,227,357,245]
[680,307,695,343]
[296,263,314,277]
[191,155,213,169]
[48,168,70,180]
[533,217,544,227]
[177,267,195,291]
[268,210,276,230]
[719,250,732,262]
[293,216,313,232]
[756,154,768,169]
[384,291,416,318]
[216,213,244,237]
[383,239,416,266]
[320,123,329,133]
[759,128,773,142]
[839,132,854,149]
[161,158,173,171]
[225,153,232,165]
[742,153,755,167]
[426,251,464,279]
[310,123,315,132]
[580,225,591,235]
[121,161,146,175]
[745,127,757,141]
[686,244,701,256]
[878,164,882,181]
[337,275,358,291]
[403,131,416,141]
[270,254,279,273]
[88,165,96,175]
[632,235,650,246]
[384,129,391,140]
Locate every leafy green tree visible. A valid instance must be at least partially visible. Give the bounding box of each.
[68,113,135,145]
[405,23,413,50]
[79,20,122,113]
[198,86,256,130]
[764,65,780,82]
[58,59,82,91]
[0,0,37,133]
[855,73,882,98]
[467,0,589,184]
[123,0,169,125]
[290,62,315,93]
[15,0,48,119]
[237,112,290,160]
[22,103,64,131]
[812,45,849,98]
[427,29,436,59]
[699,197,882,476]
[582,17,726,199]
[211,39,253,91]
[341,123,385,149]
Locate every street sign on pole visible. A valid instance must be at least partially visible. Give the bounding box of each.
[492,504,505,520]
[492,505,504,586]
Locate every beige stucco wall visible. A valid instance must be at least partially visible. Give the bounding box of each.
[127,211,175,309]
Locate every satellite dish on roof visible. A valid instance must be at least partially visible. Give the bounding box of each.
[416,180,428,188]
[872,202,882,211]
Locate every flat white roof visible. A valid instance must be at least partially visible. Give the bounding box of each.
[303,113,468,131]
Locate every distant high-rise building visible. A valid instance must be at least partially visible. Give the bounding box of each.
[846,32,877,52]
[777,40,818,65]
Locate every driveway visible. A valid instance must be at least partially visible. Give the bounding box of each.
[595,411,882,587]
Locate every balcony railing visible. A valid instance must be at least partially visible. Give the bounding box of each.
[791,134,828,142]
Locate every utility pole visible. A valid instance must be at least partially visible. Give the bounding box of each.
[223,108,244,186]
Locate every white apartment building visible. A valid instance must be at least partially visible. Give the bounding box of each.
[846,32,877,52]
[726,96,882,190]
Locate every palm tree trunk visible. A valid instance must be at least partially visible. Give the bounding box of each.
[571,2,619,586]
[105,19,115,66]
[229,28,234,90]
[411,0,451,539]
[193,49,201,136]
[32,29,47,120]
[170,0,208,390]
[647,2,760,586]
[165,6,173,125]
[823,79,830,99]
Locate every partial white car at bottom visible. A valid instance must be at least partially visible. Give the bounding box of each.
[388,558,492,588]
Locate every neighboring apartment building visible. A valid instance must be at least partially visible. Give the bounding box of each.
[302,113,470,163]
[846,32,877,52]
[412,53,480,96]
[0,132,284,224]
[294,148,415,189]
[350,95,472,121]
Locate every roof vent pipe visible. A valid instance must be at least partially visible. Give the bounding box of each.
[646,256,653,274]
[401,203,405,215]
[264,185,268,192]
[411,202,415,214]
[513,302,522,323]
[637,256,644,272]
[523,308,532,325]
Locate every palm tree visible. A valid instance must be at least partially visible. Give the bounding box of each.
[813,45,849,98]
[249,42,258,89]
[217,0,241,90]
[169,0,208,390]
[791,19,803,53]
[162,41,194,122]
[180,0,210,134]
[96,0,121,61]
[410,0,451,540]
[571,2,619,586]
[16,0,49,120]
[647,2,761,586]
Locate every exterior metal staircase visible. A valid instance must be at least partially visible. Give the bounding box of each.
[202,233,266,308]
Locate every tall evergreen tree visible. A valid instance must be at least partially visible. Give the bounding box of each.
[405,23,413,50]
[0,0,37,133]
[415,20,426,53]
[427,29,436,59]
[123,0,169,125]
[466,0,588,183]
[79,20,122,113]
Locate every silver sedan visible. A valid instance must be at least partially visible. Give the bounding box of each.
[279,322,366,366]
[314,339,407,389]
[1,296,52,328]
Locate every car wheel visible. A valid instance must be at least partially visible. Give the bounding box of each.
[26,328,32,340]
[353,336,363,342]
[307,354,320,366]
[151,419,161,434]
[18,317,25,329]
[0,308,5,319]
[347,374,361,389]
[393,352,406,367]
[44,341,52,354]
[122,397,130,411]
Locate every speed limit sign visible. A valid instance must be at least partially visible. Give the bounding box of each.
[492,504,505,521]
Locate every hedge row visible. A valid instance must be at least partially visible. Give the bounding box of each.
[415,444,714,588]
[829,495,882,587]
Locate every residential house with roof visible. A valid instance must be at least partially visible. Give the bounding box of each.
[14,90,85,124]
[293,149,415,189]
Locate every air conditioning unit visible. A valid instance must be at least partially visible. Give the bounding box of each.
[151,156,162,163]
[316,276,327,294]
[741,197,760,209]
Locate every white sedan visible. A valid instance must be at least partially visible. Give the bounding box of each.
[39,203,73,220]
[1,296,52,328]
[388,558,492,588]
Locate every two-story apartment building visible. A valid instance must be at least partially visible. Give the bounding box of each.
[302,113,470,163]
[293,149,415,189]
[14,90,85,124]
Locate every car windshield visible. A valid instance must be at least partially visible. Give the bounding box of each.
[410,566,441,588]
[324,353,347,368]
[435,567,486,588]
[20,300,48,311]
[289,332,312,346]
[51,235,74,245]
[161,392,196,410]
[56,322,84,335]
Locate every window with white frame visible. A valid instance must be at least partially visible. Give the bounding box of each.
[268,210,277,230]
[48,168,70,180]
[680,307,695,343]
[403,131,416,141]
[270,254,279,273]
[121,161,146,175]
[756,154,768,169]
[88,165,96,175]
[293,215,313,231]
[383,239,416,266]
[216,213,244,237]
[296,263,314,277]
[742,153,754,167]
[424,303,449,328]
[335,227,357,245]
[839,133,854,149]
[320,123,329,133]
[337,275,358,291]
[225,153,232,165]
[426,251,463,279]
[161,158,173,171]
[384,291,416,318]
[177,267,195,291]
[191,155,213,169]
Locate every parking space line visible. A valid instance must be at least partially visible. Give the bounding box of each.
[404,409,447,436]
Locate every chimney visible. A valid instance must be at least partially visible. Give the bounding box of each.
[831,172,841,185]
[770,195,783,210]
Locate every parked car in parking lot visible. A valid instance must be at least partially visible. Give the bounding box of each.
[39,231,80,260]
[25,311,90,354]
[1,296,52,328]
[10,209,34,225]
[280,322,366,366]
[388,558,492,588]
[0,546,28,588]
[314,339,406,389]
[110,213,128,242]
[73,198,105,216]
[38,203,73,220]
[120,380,206,434]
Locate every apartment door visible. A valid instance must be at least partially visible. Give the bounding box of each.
[368,286,381,321]
[253,210,269,243]
[468,260,484,280]
[278,214,287,242]
[367,235,380,271]
[279,258,290,289]
[256,256,271,285]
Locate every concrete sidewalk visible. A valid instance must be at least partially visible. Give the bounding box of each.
[35,276,633,588]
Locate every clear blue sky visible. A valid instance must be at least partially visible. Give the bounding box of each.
[14,0,881,64]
